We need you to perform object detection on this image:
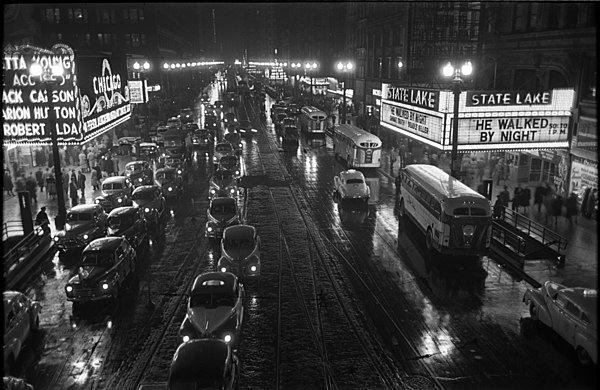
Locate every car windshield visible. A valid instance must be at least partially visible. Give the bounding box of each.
[220,156,237,168]
[81,252,114,267]
[126,164,145,172]
[216,144,233,153]
[211,204,236,215]
[67,212,93,222]
[133,191,154,201]
[224,238,254,249]
[157,172,175,181]
[346,178,364,184]
[108,215,134,229]
[190,292,235,308]
[103,182,123,190]
[213,171,233,181]
[224,133,240,142]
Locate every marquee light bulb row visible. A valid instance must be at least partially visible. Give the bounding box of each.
[162,61,224,70]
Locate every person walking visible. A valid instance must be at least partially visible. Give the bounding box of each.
[512,184,523,212]
[493,195,504,219]
[35,206,51,236]
[551,194,563,227]
[91,168,99,191]
[79,150,88,173]
[565,192,579,226]
[534,184,548,214]
[62,169,70,199]
[77,170,86,198]
[87,149,96,170]
[69,178,79,207]
[46,173,56,200]
[4,169,14,196]
[499,185,510,210]
[35,167,44,194]
[584,188,597,219]
[26,173,38,202]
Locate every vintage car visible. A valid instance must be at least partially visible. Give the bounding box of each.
[156,167,183,199]
[65,237,136,308]
[218,155,243,180]
[223,112,237,126]
[523,281,597,366]
[282,117,297,128]
[132,185,167,234]
[213,142,235,168]
[204,114,219,135]
[107,206,150,254]
[209,169,239,200]
[333,169,370,204]
[179,107,194,124]
[217,225,261,280]
[53,204,107,254]
[3,291,42,375]
[138,142,159,162]
[185,123,200,133]
[224,131,243,156]
[214,100,224,110]
[95,176,133,212]
[123,160,154,188]
[237,120,257,138]
[167,339,239,390]
[282,126,300,147]
[192,129,212,150]
[178,272,245,348]
[166,116,182,130]
[206,197,240,241]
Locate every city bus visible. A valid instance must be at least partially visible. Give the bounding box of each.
[396,164,492,255]
[299,106,327,135]
[332,124,382,169]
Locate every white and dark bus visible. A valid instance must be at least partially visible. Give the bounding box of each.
[333,124,382,169]
[299,106,327,135]
[396,164,492,255]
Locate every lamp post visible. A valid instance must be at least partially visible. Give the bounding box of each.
[304,62,318,105]
[133,60,151,142]
[336,61,354,125]
[29,62,67,230]
[290,62,302,98]
[442,60,473,179]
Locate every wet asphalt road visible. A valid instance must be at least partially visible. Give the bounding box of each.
[11,84,597,390]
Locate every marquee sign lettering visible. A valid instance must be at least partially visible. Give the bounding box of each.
[467,91,552,107]
[380,101,444,144]
[2,44,82,145]
[459,115,569,145]
[384,85,439,111]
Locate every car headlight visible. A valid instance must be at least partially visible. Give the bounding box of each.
[102,283,109,290]
[139,178,143,182]
[220,266,227,273]
[95,199,100,204]
[117,198,123,203]
[145,207,150,213]
[65,223,72,231]
[182,335,190,343]
[207,226,213,232]
[168,187,173,192]
[66,285,73,292]
[210,188,216,194]
[223,334,232,343]
[54,236,59,242]
[177,169,182,174]
[250,265,257,272]
[83,234,89,240]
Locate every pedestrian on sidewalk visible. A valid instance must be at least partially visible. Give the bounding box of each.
[4,169,14,196]
[584,188,597,219]
[512,184,523,212]
[69,178,79,207]
[566,192,579,226]
[77,170,86,198]
[551,194,564,227]
[62,169,70,199]
[91,168,100,191]
[35,167,44,193]
[534,184,548,214]
[46,173,56,200]
[499,185,510,210]
[493,195,504,219]
[26,173,38,202]
[35,206,51,236]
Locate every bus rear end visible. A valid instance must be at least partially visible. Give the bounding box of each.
[440,197,492,255]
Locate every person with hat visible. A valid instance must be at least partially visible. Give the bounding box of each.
[35,206,50,235]
[493,194,504,219]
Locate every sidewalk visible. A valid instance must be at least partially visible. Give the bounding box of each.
[378,146,598,289]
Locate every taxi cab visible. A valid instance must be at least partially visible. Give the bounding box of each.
[217,225,261,281]
[206,197,240,241]
[95,176,133,212]
[53,204,107,254]
[333,169,370,204]
[155,167,183,199]
[209,169,239,200]
[213,142,235,169]
[124,160,154,188]
[523,281,597,366]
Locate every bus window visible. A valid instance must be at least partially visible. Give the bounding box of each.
[470,208,488,216]
[454,207,470,216]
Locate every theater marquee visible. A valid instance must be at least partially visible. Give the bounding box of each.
[381,84,575,151]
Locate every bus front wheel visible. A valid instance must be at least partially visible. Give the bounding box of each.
[425,228,433,251]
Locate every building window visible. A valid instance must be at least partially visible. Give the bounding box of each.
[125,33,145,48]
[42,8,60,23]
[377,57,382,78]
[123,8,144,23]
[514,3,528,32]
[386,57,392,79]
[529,3,540,30]
[97,8,116,24]
[97,33,116,46]
[561,3,579,28]
[68,8,87,23]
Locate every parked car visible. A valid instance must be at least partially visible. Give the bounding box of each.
[206,197,240,241]
[213,142,235,169]
[178,272,245,348]
[155,167,184,199]
[217,225,261,281]
[209,169,239,200]
[224,132,243,156]
[179,108,194,124]
[65,237,136,308]
[333,169,370,204]
[95,176,133,212]
[123,160,154,188]
[107,206,150,255]
[132,185,167,235]
[218,155,243,180]
[3,291,42,374]
[167,339,240,390]
[53,204,107,255]
[523,281,597,366]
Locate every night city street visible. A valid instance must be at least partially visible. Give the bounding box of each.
[3,3,597,390]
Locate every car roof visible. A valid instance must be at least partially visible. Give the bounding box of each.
[223,224,255,239]
[132,185,159,194]
[103,176,128,183]
[191,271,238,294]
[340,170,365,179]
[139,142,157,147]
[83,237,124,252]
[560,286,598,317]
[108,206,137,217]
[170,339,229,380]
[156,167,176,173]
[126,161,147,166]
[68,204,102,213]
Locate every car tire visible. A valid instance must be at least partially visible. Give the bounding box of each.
[576,346,593,367]
[529,303,539,322]
[425,228,433,251]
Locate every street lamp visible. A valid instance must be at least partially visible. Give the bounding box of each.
[29,62,67,230]
[442,60,473,179]
[290,62,302,97]
[133,60,152,141]
[336,61,354,125]
[304,62,318,104]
